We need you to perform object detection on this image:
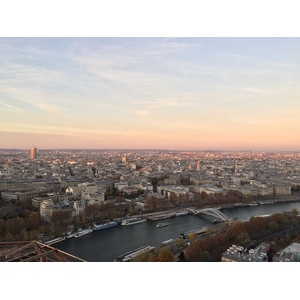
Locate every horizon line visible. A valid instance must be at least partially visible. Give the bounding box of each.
[1,148,300,153]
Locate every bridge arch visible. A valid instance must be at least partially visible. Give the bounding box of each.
[187,207,233,223]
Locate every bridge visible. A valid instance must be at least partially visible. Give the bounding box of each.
[187,207,234,223]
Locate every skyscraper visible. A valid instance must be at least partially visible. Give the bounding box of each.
[30,147,37,159]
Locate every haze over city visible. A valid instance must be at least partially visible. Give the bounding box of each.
[1,37,300,152]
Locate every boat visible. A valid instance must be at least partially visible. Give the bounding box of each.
[121,217,147,226]
[179,227,208,239]
[74,228,93,238]
[254,214,271,218]
[175,210,189,217]
[66,232,75,239]
[93,221,118,231]
[161,239,176,247]
[115,245,155,262]
[211,219,224,224]
[248,203,259,206]
[234,203,248,207]
[156,222,170,228]
[45,236,66,245]
[147,212,175,220]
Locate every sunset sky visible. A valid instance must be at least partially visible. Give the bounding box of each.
[1,37,300,151]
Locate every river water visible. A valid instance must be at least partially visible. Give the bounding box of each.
[55,201,300,262]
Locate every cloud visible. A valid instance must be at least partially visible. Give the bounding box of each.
[0,100,23,112]
[0,84,66,113]
[132,96,199,111]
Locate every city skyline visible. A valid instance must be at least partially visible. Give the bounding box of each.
[1,37,300,151]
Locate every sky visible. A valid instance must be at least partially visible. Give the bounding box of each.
[1,1,300,292]
[1,37,300,151]
[1,0,300,152]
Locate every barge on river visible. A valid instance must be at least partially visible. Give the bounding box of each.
[93,221,118,231]
[121,217,147,226]
[74,228,93,238]
[179,227,208,239]
[45,236,66,245]
[115,245,155,262]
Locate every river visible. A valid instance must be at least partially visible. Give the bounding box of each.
[55,201,300,261]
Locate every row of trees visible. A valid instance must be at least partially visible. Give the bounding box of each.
[0,211,45,241]
[142,188,264,213]
[132,247,175,262]
[184,210,300,261]
[0,198,137,241]
[132,211,300,262]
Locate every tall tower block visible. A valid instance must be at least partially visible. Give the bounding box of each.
[30,147,37,159]
[234,161,238,173]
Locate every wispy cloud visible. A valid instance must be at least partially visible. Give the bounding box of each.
[131,95,199,114]
[0,100,23,112]
[0,84,66,113]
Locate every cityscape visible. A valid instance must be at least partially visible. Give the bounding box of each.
[1,147,300,262]
[2,37,300,264]
[2,1,300,297]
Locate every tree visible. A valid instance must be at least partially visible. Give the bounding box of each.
[198,250,211,262]
[188,232,197,241]
[267,221,279,233]
[178,251,186,261]
[169,192,177,206]
[157,248,174,262]
[115,196,124,203]
[145,196,158,211]
[27,212,41,230]
[200,191,208,201]
[236,232,251,244]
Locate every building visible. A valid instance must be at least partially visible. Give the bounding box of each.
[278,243,300,262]
[73,200,85,217]
[157,185,194,201]
[40,199,54,221]
[30,147,37,159]
[221,243,270,262]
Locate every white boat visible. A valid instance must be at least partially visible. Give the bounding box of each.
[45,236,66,245]
[74,228,93,238]
[156,222,170,228]
[254,214,271,218]
[115,245,155,262]
[93,221,118,231]
[161,239,175,247]
[66,232,75,239]
[175,210,189,217]
[121,217,147,226]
